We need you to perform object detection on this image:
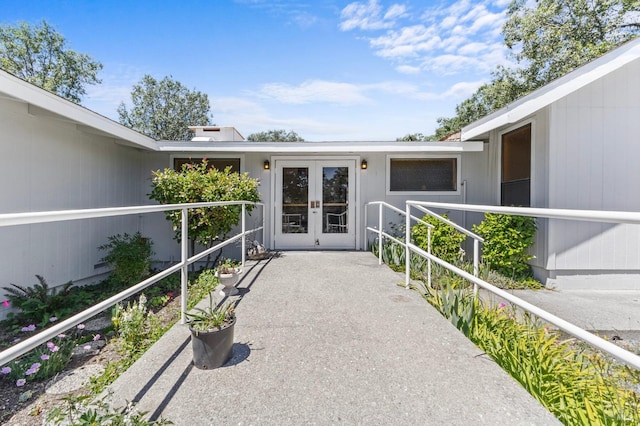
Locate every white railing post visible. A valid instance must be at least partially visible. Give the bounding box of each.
[427,227,432,288]
[405,203,411,288]
[241,203,246,268]
[378,203,383,265]
[180,208,189,324]
[473,238,479,294]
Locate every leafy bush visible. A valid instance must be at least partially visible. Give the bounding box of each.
[149,160,261,249]
[111,294,164,357]
[473,213,537,278]
[412,213,466,264]
[2,275,74,325]
[422,283,640,425]
[99,233,154,286]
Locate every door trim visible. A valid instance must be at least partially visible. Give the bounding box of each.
[270,155,361,250]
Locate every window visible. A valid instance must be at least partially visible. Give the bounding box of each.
[388,157,458,193]
[173,158,241,172]
[501,124,531,206]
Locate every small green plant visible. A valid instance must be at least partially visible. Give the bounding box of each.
[187,270,219,310]
[46,392,173,425]
[186,295,235,333]
[2,275,74,325]
[1,322,76,386]
[99,233,154,286]
[216,258,240,275]
[412,213,466,264]
[111,294,164,356]
[473,213,537,279]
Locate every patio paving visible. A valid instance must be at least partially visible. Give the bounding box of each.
[106,251,559,425]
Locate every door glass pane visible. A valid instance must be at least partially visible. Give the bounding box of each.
[282,167,308,234]
[501,124,531,206]
[322,167,348,234]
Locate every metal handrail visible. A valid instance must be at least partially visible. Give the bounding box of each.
[0,201,264,366]
[364,201,434,287]
[406,201,483,291]
[403,201,640,370]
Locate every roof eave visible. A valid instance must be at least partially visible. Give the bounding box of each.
[156,141,484,153]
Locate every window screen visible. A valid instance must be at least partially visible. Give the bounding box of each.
[389,158,457,192]
[501,124,531,206]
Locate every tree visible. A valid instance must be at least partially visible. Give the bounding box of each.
[118,75,212,140]
[148,160,261,267]
[0,20,102,103]
[247,129,305,142]
[433,0,640,136]
[396,133,428,141]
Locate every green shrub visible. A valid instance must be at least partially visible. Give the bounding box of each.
[2,275,74,325]
[412,214,466,264]
[99,233,154,286]
[422,283,640,425]
[473,213,537,279]
[111,294,163,357]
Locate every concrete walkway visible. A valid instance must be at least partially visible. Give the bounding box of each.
[106,251,559,425]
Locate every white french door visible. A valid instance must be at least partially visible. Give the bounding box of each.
[274,159,356,249]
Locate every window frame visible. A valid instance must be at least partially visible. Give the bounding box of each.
[386,154,461,196]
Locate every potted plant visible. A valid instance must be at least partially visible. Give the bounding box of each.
[215,258,242,296]
[187,295,236,369]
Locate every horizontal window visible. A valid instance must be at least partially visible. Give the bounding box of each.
[389,158,457,192]
[173,158,240,173]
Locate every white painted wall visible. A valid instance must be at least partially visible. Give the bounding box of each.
[0,97,148,293]
[545,57,640,286]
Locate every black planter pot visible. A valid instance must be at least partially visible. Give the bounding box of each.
[189,318,236,370]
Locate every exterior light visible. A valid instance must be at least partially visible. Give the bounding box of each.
[264,160,270,170]
[361,159,367,170]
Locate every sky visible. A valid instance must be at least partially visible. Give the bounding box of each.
[0,0,513,141]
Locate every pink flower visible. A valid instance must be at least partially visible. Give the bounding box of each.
[21,324,36,332]
[57,334,66,338]
[167,292,174,299]
[40,354,50,361]
[25,363,41,376]
[16,379,26,387]
[93,334,101,341]
[77,324,85,330]
[49,316,58,322]
[2,300,9,307]
[1,367,11,375]
[49,345,59,353]
[83,345,91,351]
[498,302,506,309]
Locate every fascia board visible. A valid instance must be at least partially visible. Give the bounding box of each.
[0,70,158,151]
[462,38,640,140]
[156,141,484,153]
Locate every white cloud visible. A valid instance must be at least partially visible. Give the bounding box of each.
[442,80,484,98]
[340,0,405,31]
[341,0,510,79]
[256,80,371,105]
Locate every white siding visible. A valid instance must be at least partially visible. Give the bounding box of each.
[0,97,147,290]
[547,57,640,272]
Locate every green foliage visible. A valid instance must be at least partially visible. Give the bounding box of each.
[46,393,172,425]
[118,75,211,140]
[412,214,466,264]
[1,331,74,384]
[186,295,235,333]
[149,159,261,249]
[187,270,219,310]
[99,233,154,286]
[473,213,537,279]
[395,133,434,141]
[0,20,102,103]
[424,284,640,424]
[111,294,164,357]
[246,129,304,142]
[2,275,74,325]
[433,0,640,138]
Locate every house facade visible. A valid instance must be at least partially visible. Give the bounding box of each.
[2,37,640,292]
[462,37,640,289]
